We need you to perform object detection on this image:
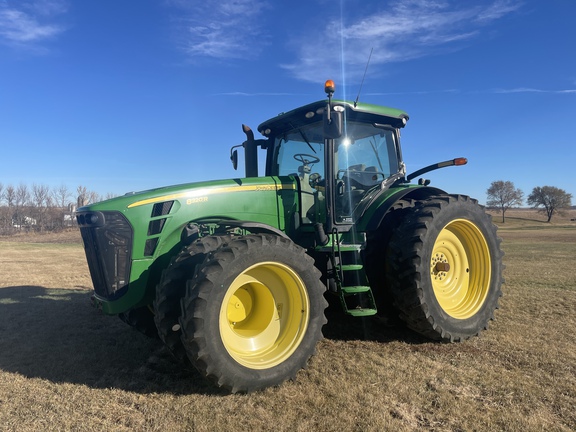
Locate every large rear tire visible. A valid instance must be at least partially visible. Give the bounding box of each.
[387,195,503,341]
[154,235,233,361]
[179,234,327,393]
[364,199,415,321]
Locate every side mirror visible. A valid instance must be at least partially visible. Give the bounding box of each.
[230,149,238,170]
[324,109,343,139]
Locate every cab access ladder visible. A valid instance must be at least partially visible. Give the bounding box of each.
[331,242,377,317]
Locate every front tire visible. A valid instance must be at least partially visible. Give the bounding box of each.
[387,195,503,341]
[154,235,233,361]
[179,234,327,393]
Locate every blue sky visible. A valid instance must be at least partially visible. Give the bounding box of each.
[0,0,574,205]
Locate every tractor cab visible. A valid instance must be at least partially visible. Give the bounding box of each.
[264,117,402,224]
[256,81,410,232]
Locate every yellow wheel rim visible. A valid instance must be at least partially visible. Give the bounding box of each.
[219,262,310,369]
[431,219,491,319]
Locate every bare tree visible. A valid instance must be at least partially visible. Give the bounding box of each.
[53,184,71,208]
[77,185,100,207]
[31,184,51,231]
[5,184,15,207]
[0,182,105,233]
[77,185,89,207]
[49,184,73,230]
[486,180,524,223]
[15,183,30,207]
[87,190,100,205]
[2,184,16,232]
[14,183,30,229]
[32,184,51,207]
[0,183,7,232]
[527,186,573,222]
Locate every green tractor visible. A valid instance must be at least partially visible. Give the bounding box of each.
[77,80,503,393]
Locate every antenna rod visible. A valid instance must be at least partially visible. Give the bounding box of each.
[355,47,373,108]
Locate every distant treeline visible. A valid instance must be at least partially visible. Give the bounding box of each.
[0,182,114,235]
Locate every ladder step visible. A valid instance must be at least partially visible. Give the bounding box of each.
[338,244,362,252]
[338,264,363,271]
[341,285,371,294]
[347,308,378,317]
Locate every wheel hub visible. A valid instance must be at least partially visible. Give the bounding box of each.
[431,253,450,281]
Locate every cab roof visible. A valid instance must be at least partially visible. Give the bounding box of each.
[257,100,409,138]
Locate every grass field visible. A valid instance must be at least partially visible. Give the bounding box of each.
[0,210,575,431]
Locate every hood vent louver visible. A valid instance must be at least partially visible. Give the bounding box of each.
[151,200,174,217]
[144,200,174,257]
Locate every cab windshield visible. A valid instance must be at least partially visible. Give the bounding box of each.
[272,121,400,223]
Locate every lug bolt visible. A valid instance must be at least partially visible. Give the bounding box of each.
[435,262,450,272]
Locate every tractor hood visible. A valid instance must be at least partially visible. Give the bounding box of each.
[76,176,299,261]
[76,176,300,313]
[77,177,279,213]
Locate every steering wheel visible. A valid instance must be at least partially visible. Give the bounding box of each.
[293,154,320,165]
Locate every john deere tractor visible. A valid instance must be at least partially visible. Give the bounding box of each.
[77,81,503,393]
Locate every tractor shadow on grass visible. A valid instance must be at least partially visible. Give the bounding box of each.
[321,294,429,345]
[0,286,225,396]
[0,286,425,395]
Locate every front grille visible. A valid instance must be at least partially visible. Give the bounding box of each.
[77,211,133,300]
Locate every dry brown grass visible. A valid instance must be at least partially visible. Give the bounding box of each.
[0,222,575,431]
[488,207,576,227]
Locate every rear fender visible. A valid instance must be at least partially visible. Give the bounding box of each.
[365,186,446,232]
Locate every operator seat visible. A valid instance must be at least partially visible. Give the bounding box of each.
[339,164,381,216]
